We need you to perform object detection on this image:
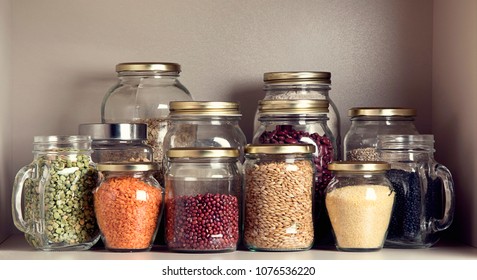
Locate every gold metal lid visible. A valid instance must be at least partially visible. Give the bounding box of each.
[258,99,329,114]
[115,62,181,73]
[348,107,417,117]
[264,71,331,84]
[167,147,240,158]
[169,101,241,116]
[328,161,390,172]
[245,144,316,154]
[97,162,159,172]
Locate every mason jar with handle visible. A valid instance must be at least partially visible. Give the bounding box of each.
[377,134,455,248]
[12,135,100,250]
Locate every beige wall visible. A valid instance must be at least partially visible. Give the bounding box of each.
[1,1,441,239]
[0,0,12,243]
[433,0,477,247]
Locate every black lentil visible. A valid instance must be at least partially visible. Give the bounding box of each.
[385,169,443,245]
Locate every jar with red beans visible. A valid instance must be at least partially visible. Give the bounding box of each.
[164,147,242,252]
[252,99,337,245]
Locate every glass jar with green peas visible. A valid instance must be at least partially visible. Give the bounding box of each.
[12,135,100,250]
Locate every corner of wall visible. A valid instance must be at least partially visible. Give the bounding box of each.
[432,0,477,247]
[0,0,13,243]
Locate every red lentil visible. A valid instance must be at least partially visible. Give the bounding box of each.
[94,176,163,251]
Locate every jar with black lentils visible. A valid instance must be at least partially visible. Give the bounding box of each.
[343,107,419,161]
[252,99,336,245]
[377,134,455,248]
[12,135,100,250]
[164,147,242,252]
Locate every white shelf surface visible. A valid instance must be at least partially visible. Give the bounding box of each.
[1,234,476,260]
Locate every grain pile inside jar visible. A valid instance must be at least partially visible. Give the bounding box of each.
[326,185,395,249]
[244,144,315,251]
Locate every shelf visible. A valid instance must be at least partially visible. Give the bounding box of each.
[1,234,476,260]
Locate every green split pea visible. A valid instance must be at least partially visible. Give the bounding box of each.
[24,153,99,247]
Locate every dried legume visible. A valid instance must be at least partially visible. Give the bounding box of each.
[166,193,239,252]
[244,160,314,251]
[385,168,442,244]
[326,185,395,250]
[94,176,163,251]
[24,154,99,248]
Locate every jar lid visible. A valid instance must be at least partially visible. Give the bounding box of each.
[169,101,241,116]
[264,71,331,84]
[348,107,417,117]
[167,147,240,158]
[328,161,391,172]
[32,135,92,151]
[78,123,147,140]
[97,162,159,172]
[258,99,329,114]
[245,144,316,154]
[115,62,181,73]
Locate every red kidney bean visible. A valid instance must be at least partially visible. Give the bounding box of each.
[258,125,334,203]
[166,193,239,252]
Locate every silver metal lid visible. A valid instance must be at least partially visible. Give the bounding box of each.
[78,123,147,140]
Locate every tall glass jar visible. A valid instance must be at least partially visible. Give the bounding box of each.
[164,101,247,163]
[326,161,395,252]
[12,136,100,250]
[377,135,455,248]
[344,107,419,161]
[101,62,193,183]
[165,148,242,252]
[253,99,336,202]
[79,123,153,163]
[94,163,164,252]
[254,71,340,156]
[244,144,315,251]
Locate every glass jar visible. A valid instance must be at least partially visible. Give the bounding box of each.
[101,62,193,183]
[254,71,341,156]
[253,99,336,201]
[164,101,247,163]
[12,136,100,250]
[326,161,395,252]
[165,148,242,252]
[377,135,455,248]
[79,123,153,163]
[94,163,164,252]
[343,107,419,161]
[243,144,315,251]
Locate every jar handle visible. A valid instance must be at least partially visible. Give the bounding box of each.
[432,164,455,232]
[11,164,34,233]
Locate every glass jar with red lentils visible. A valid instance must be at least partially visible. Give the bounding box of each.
[164,147,242,252]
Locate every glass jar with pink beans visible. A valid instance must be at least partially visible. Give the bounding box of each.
[164,147,242,252]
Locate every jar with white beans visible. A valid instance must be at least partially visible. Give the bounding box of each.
[243,144,315,251]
